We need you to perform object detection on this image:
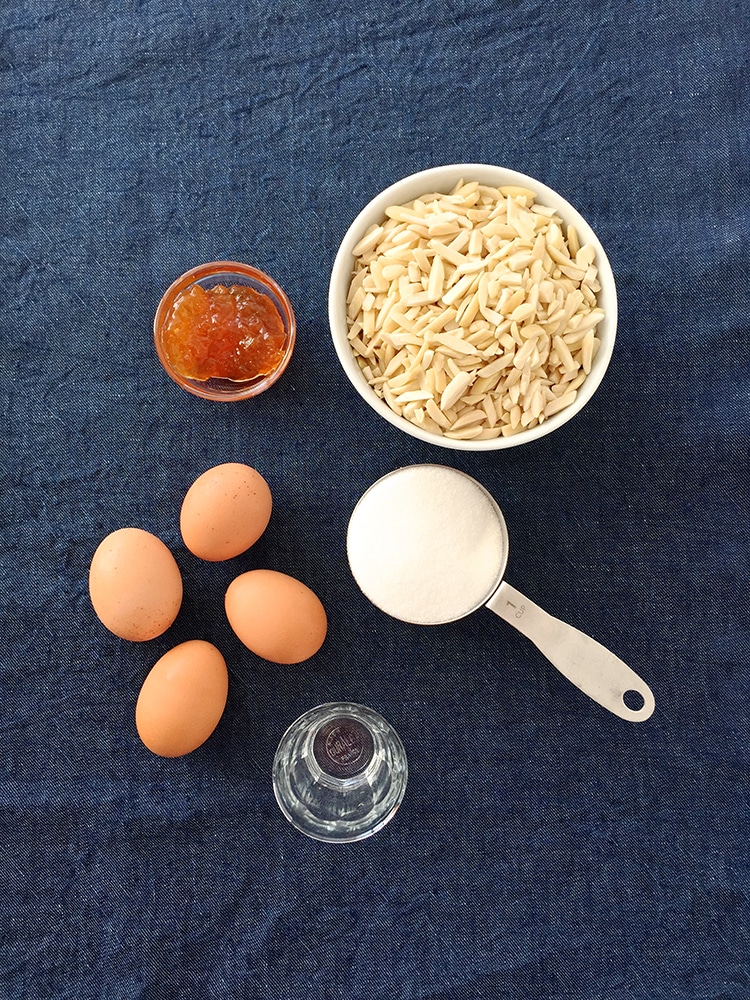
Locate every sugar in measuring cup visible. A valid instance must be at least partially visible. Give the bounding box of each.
[346,464,654,722]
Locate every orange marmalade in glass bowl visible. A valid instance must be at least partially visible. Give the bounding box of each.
[154,261,296,400]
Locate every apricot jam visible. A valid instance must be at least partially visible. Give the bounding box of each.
[162,282,287,383]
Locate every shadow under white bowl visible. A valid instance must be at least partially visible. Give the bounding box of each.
[328,163,617,451]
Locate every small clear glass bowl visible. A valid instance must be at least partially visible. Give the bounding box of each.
[154,260,296,401]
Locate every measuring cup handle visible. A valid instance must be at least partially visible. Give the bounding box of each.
[486,581,655,722]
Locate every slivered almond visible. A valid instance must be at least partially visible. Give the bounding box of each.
[449,408,487,431]
[440,371,474,411]
[427,255,445,301]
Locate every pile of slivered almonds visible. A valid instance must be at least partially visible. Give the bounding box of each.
[346,181,604,441]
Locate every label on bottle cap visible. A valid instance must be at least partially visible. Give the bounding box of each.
[313,717,374,779]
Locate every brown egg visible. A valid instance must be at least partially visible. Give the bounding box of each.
[225,569,327,664]
[89,527,183,641]
[180,462,272,562]
[135,640,229,757]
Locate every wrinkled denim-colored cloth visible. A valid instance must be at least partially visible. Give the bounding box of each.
[1,1,748,998]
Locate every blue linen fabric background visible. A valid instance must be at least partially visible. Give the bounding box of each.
[1,0,748,997]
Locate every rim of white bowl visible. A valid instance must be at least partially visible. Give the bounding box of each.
[328,163,617,450]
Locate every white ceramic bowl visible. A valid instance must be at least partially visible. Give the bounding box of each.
[328,164,617,450]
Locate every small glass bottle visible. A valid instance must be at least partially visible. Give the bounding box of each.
[272,702,408,842]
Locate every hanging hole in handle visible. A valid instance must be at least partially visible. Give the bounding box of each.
[623,689,646,712]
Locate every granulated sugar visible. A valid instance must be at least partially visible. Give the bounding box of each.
[347,465,508,625]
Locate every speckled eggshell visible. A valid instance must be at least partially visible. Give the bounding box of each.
[135,639,229,757]
[225,569,327,664]
[88,527,183,642]
[180,463,272,562]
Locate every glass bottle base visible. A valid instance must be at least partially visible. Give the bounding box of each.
[272,702,408,843]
